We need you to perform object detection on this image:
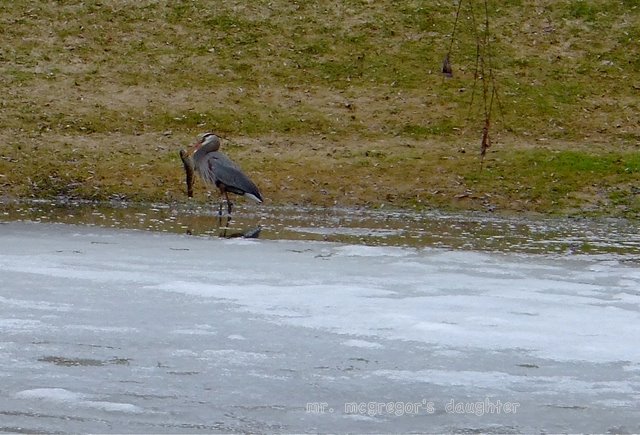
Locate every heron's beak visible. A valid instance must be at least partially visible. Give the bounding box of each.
[185,140,202,157]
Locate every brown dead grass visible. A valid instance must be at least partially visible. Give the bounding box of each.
[1,0,639,217]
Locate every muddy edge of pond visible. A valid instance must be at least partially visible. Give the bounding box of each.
[2,199,639,258]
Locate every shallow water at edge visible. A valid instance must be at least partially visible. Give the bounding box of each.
[1,198,639,259]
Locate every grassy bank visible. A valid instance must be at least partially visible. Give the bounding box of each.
[1,1,639,217]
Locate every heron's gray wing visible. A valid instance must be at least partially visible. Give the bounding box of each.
[206,152,263,201]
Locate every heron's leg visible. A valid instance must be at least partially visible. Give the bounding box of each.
[225,192,234,215]
[216,196,224,226]
[217,212,231,230]
[216,186,226,217]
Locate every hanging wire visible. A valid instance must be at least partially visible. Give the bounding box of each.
[442,0,464,77]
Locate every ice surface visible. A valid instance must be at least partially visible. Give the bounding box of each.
[342,339,384,349]
[0,221,639,433]
[15,388,143,413]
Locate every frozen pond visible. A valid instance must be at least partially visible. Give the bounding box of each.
[1,203,640,433]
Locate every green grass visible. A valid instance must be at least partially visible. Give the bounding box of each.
[0,0,639,217]
[464,150,640,215]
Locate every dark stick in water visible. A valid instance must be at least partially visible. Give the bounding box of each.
[179,149,195,198]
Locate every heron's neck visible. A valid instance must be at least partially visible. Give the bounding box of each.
[194,141,219,161]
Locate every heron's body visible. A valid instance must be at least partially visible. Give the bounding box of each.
[188,133,263,215]
[194,148,263,203]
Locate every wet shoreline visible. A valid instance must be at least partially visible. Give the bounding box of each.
[1,198,639,258]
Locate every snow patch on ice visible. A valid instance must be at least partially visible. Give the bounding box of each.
[151,269,640,363]
[85,401,143,413]
[623,363,640,373]
[14,388,144,413]
[342,339,384,349]
[0,296,73,312]
[333,245,409,257]
[343,413,379,422]
[288,226,402,238]
[172,324,217,335]
[612,291,640,305]
[221,238,260,246]
[64,324,139,333]
[374,369,517,390]
[15,388,85,402]
[203,349,270,365]
[0,318,46,330]
[373,369,640,395]
[172,329,217,335]
[171,349,199,357]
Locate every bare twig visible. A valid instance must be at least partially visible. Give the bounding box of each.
[444,0,502,170]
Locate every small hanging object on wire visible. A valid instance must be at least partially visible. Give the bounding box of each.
[442,53,453,78]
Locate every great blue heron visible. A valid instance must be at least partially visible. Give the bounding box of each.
[185,132,263,217]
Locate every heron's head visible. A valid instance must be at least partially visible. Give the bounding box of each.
[187,132,221,156]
